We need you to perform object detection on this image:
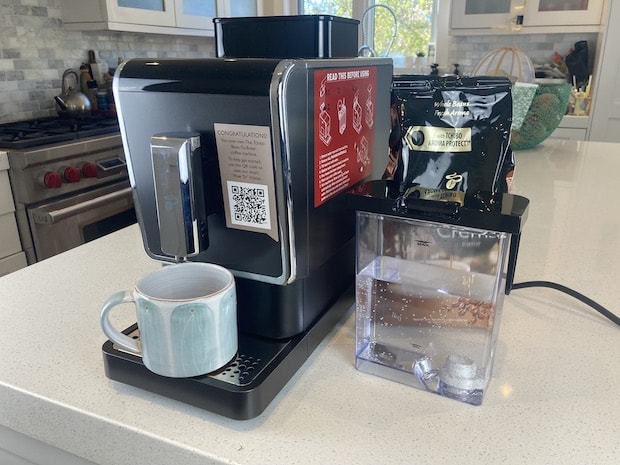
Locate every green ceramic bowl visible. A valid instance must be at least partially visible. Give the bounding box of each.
[511,82,572,150]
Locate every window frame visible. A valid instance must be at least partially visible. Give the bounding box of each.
[290,0,449,69]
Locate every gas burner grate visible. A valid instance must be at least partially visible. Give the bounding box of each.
[0,116,120,149]
[0,130,77,149]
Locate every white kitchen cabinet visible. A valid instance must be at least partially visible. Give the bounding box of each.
[1,424,96,465]
[588,0,620,142]
[0,152,26,277]
[174,0,217,31]
[451,0,525,30]
[450,0,604,33]
[523,0,604,26]
[0,252,27,278]
[95,0,177,28]
[0,211,22,261]
[550,115,589,140]
[62,0,214,36]
[61,0,279,36]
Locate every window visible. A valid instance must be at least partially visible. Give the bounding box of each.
[298,0,448,69]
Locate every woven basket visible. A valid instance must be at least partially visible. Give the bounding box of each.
[472,47,535,84]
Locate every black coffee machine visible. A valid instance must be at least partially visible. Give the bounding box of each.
[102,56,392,419]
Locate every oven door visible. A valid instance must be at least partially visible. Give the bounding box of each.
[27,181,136,261]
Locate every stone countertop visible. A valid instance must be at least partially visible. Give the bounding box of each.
[0,139,619,465]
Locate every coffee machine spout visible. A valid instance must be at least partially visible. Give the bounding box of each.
[150,132,208,260]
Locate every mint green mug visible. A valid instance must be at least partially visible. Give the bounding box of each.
[100,262,237,378]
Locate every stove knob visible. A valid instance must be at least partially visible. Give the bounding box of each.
[43,171,62,189]
[63,166,81,183]
[81,162,99,179]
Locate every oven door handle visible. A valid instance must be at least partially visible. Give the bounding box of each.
[32,187,133,224]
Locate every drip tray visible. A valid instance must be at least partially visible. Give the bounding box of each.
[102,287,353,420]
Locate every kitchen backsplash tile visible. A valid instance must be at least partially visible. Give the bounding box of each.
[1,0,215,123]
[0,1,601,123]
[448,32,597,75]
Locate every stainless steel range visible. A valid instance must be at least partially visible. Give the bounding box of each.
[0,116,135,264]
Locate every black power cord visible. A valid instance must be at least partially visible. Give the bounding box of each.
[512,280,620,327]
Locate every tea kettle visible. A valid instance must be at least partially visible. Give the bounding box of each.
[55,69,91,118]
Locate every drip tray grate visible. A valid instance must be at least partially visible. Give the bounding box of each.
[113,326,290,387]
[215,355,264,385]
[102,287,354,420]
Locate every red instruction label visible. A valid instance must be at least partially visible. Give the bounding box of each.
[313,67,377,207]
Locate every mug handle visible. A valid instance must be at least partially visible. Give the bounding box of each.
[100,290,140,355]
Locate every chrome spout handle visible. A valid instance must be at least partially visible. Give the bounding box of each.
[150,132,208,259]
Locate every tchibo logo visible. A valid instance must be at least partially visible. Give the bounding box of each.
[445,173,464,189]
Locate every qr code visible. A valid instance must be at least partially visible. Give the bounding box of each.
[227,181,271,230]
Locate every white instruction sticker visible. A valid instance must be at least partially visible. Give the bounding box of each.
[214,123,278,241]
